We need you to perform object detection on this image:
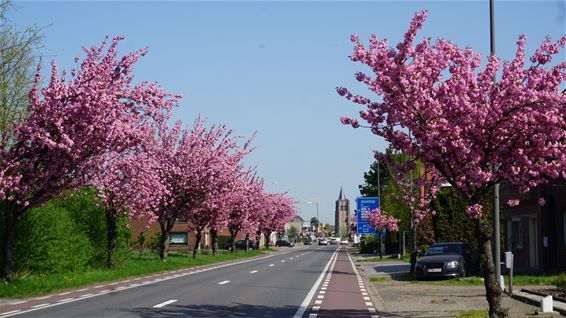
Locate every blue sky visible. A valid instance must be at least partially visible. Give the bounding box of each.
[11,1,565,225]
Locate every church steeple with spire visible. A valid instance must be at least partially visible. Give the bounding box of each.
[335,186,350,236]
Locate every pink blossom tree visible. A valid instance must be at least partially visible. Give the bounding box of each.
[152,119,253,261]
[375,152,442,273]
[188,131,254,258]
[339,11,565,317]
[0,37,179,281]
[255,192,296,248]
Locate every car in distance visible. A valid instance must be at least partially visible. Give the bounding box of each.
[275,240,294,247]
[318,238,329,245]
[415,242,480,279]
[340,238,349,245]
[329,237,339,245]
[225,240,257,250]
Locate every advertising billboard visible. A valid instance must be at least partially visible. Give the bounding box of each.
[356,197,379,234]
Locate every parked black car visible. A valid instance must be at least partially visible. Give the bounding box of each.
[225,240,257,250]
[415,242,480,279]
[275,240,294,247]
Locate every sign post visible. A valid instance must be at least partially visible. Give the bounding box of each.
[356,197,379,254]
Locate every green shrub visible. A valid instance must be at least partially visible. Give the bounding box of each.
[360,235,378,254]
[14,201,94,273]
[554,273,566,290]
[1,188,133,274]
[217,235,231,250]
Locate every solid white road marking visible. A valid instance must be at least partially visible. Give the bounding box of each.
[35,295,51,300]
[31,303,50,308]
[292,248,339,318]
[218,280,230,285]
[57,298,75,303]
[1,310,22,316]
[250,270,258,274]
[153,299,178,308]
[80,293,94,298]
[57,292,71,296]
[77,288,88,292]
[6,300,26,305]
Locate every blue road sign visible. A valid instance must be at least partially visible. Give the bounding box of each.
[356,197,379,234]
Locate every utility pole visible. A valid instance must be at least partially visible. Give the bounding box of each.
[490,0,502,290]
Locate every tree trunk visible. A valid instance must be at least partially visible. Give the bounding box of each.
[193,230,202,259]
[159,222,171,262]
[264,232,270,248]
[2,203,20,282]
[245,234,250,252]
[106,208,118,269]
[409,217,418,274]
[229,229,237,253]
[211,229,218,256]
[476,218,508,318]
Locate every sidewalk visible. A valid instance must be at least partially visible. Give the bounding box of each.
[305,248,378,318]
[354,258,554,317]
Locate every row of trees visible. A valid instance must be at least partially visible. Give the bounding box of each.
[0,35,296,282]
[341,11,565,317]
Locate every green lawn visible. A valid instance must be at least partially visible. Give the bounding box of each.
[369,276,387,282]
[0,249,267,298]
[452,310,488,318]
[356,254,411,263]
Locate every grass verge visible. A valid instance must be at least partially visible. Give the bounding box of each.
[356,254,411,263]
[369,276,387,282]
[0,249,267,298]
[390,273,561,286]
[452,310,488,318]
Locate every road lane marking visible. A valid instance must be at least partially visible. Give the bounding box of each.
[308,314,317,318]
[368,308,377,313]
[365,301,373,306]
[269,264,274,267]
[31,303,50,308]
[250,270,258,274]
[1,248,301,318]
[281,260,286,262]
[312,306,320,311]
[57,298,75,302]
[6,300,26,305]
[1,310,21,316]
[153,299,178,308]
[35,295,51,300]
[293,248,340,318]
[218,280,230,285]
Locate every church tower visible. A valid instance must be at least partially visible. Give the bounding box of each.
[335,187,350,236]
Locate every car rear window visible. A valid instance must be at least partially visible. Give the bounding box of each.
[426,245,460,255]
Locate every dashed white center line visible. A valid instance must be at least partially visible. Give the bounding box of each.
[269,264,275,267]
[153,299,178,308]
[218,280,230,285]
[281,260,286,263]
[250,270,258,274]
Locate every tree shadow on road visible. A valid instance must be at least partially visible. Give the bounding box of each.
[128,303,382,318]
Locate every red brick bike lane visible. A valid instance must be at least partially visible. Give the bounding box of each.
[306,247,378,318]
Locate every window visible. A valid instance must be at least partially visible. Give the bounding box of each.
[563,211,566,248]
[170,232,188,245]
[512,220,523,250]
[174,215,187,223]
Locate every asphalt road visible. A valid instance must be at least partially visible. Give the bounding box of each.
[11,246,339,318]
